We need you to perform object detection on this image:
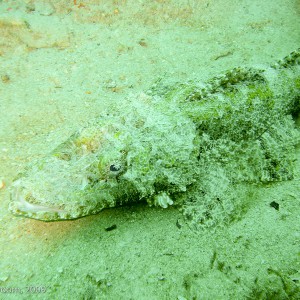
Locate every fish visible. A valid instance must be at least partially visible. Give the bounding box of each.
[9,49,300,222]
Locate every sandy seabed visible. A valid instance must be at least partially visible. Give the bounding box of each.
[0,1,299,299]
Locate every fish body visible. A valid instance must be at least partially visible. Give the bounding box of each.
[10,49,300,222]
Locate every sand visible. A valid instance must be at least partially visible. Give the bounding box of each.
[0,0,299,299]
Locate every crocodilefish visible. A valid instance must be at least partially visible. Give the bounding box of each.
[9,49,300,222]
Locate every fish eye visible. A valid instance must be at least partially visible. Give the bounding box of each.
[110,164,121,172]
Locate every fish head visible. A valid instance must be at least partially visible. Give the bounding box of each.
[9,121,133,221]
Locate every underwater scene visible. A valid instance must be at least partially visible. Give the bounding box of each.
[0,0,299,299]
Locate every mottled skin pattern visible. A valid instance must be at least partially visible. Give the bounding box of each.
[9,49,300,222]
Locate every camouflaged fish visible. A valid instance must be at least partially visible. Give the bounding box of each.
[9,49,300,222]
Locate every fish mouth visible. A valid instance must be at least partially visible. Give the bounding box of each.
[9,180,69,221]
[9,179,110,221]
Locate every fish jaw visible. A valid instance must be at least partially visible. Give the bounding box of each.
[9,180,74,221]
[9,169,119,221]
[9,183,114,222]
